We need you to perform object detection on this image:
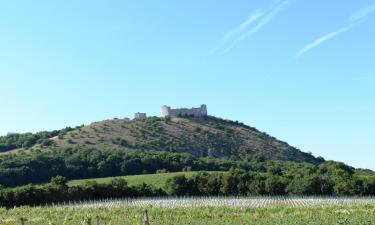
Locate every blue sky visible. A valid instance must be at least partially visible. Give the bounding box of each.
[1,0,374,170]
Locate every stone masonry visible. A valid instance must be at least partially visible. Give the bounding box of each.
[161,104,207,118]
[134,112,147,119]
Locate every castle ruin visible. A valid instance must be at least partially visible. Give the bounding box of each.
[161,104,207,118]
[134,112,147,119]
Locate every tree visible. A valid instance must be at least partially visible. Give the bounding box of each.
[220,172,238,195]
[248,174,266,195]
[265,174,286,195]
[164,175,191,196]
[286,174,322,195]
[50,176,68,188]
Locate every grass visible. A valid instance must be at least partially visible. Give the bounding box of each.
[68,171,217,188]
[1,205,375,225]
[31,116,317,164]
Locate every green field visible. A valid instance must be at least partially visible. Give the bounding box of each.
[68,171,215,188]
[1,205,375,225]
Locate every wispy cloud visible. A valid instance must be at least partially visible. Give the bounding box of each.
[348,4,375,22]
[296,3,375,57]
[210,11,263,54]
[236,0,292,42]
[296,25,354,57]
[211,0,293,55]
[223,11,264,42]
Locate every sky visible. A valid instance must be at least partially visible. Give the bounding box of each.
[0,0,374,170]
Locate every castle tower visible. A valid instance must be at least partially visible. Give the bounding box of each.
[134,112,147,119]
[161,105,171,117]
[200,104,207,116]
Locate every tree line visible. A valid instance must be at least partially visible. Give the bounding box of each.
[0,127,77,152]
[0,148,248,187]
[165,167,375,196]
[1,163,375,208]
[0,176,163,208]
[0,147,374,193]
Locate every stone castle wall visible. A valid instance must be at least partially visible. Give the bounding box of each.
[161,104,207,118]
[134,112,147,119]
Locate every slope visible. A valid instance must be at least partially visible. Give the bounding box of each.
[14,116,321,164]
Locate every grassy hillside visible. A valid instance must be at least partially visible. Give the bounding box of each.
[7,116,321,164]
[68,171,217,188]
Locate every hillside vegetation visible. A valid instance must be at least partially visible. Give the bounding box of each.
[2,165,375,208]
[0,148,242,187]
[1,116,321,164]
[67,171,214,188]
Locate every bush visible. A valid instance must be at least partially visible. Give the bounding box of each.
[156,169,168,174]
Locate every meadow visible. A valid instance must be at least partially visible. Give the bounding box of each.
[1,203,375,225]
[67,171,214,188]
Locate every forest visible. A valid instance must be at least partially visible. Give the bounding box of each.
[1,148,375,207]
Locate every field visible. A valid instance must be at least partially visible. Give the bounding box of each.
[2,197,375,225]
[67,171,217,188]
[51,196,375,208]
[1,203,375,225]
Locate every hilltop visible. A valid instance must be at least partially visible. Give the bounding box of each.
[1,115,321,164]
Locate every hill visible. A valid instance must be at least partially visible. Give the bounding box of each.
[2,116,321,164]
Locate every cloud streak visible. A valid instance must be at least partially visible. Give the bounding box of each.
[210,11,263,54]
[296,3,375,57]
[236,0,292,42]
[348,4,375,22]
[211,0,293,55]
[296,25,354,57]
[222,11,264,42]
